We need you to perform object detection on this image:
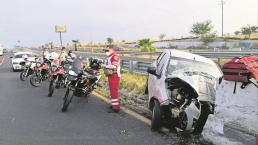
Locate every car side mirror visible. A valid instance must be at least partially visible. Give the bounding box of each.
[147,66,157,76]
[10,56,13,58]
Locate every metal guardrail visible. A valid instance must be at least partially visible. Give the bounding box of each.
[27,48,258,74]
[77,50,258,74]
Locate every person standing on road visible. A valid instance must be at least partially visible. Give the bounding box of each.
[59,47,67,65]
[42,48,50,59]
[103,45,121,113]
[67,50,76,59]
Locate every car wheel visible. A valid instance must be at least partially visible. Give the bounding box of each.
[151,100,162,131]
[193,103,212,134]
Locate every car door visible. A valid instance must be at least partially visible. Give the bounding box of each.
[148,50,170,104]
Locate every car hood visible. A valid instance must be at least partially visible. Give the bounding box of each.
[12,57,35,63]
[169,73,217,103]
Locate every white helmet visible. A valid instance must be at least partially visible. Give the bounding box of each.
[49,52,59,60]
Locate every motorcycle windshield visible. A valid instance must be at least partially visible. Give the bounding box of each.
[71,58,83,74]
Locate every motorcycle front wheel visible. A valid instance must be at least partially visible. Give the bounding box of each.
[20,69,28,81]
[30,73,42,87]
[48,79,57,97]
[61,87,74,112]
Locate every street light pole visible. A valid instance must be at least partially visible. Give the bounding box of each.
[219,0,225,38]
[59,32,63,46]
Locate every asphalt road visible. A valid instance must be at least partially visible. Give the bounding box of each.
[0,53,171,145]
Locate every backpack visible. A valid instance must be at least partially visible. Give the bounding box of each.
[223,56,258,82]
[222,55,258,93]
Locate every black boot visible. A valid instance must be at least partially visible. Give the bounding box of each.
[107,108,119,113]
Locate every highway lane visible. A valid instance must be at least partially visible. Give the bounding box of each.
[0,53,170,145]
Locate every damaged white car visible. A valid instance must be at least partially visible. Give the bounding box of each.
[146,49,222,133]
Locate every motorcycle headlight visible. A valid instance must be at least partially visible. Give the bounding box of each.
[51,66,58,72]
[36,62,41,67]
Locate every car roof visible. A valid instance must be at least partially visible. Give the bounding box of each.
[165,49,215,65]
[14,52,33,56]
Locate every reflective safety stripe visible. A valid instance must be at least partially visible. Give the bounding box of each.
[111,99,119,102]
[112,102,119,105]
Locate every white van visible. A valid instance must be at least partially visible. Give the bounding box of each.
[0,47,3,56]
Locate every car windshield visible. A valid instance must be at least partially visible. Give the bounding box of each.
[167,57,222,78]
[15,54,32,58]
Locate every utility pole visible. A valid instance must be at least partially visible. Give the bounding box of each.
[59,32,63,46]
[55,25,66,47]
[219,0,225,38]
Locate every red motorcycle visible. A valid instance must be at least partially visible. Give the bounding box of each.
[48,59,69,97]
[30,58,51,87]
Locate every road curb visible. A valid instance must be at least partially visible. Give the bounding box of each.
[92,90,171,133]
[92,91,151,125]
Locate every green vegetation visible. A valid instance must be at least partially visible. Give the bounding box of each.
[107,37,114,45]
[240,25,257,38]
[190,20,214,37]
[234,31,241,36]
[95,71,147,97]
[138,38,156,52]
[190,20,217,45]
[159,34,166,40]
[72,40,80,51]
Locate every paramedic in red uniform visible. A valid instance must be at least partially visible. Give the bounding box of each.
[103,45,121,113]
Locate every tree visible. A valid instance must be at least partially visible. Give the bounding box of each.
[190,20,213,37]
[234,31,241,36]
[250,26,257,33]
[138,38,156,52]
[159,34,166,40]
[241,25,257,38]
[72,40,80,51]
[49,42,54,49]
[107,37,114,45]
[202,32,217,44]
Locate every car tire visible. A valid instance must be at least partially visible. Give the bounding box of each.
[151,100,162,131]
[193,103,211,134]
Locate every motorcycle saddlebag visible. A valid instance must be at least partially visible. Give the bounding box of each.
[222,56,258,82]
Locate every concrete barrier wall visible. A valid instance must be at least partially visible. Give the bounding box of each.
[202,79,258,145]
[215,80,258,133]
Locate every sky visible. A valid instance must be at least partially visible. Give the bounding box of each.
[0,0,257,47]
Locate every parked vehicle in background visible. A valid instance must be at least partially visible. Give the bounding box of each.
[20,58,36,81]
[0,47,3,56]
[146,49,223,133]
[30,57,51,87]
[3,48,7,53]
[113,46,125,51]
[10,52,36,71]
